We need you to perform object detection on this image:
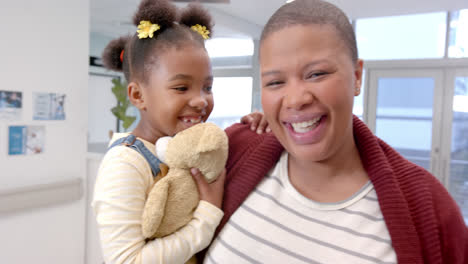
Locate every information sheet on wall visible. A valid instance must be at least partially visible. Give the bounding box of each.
[8,126,46,155]
[33,92,66,120]
[0,90,22,120]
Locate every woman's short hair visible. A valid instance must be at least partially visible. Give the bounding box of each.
[260,0,358,63]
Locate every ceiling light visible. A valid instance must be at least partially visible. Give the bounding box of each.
[286,0,295,3]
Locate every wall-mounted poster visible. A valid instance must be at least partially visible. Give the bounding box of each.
[33,93,66,120]
[8,126,45,155]
[0,90,22,120]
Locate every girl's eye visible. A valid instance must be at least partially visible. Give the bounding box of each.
[204,86,212,93]
[173,86,188,92]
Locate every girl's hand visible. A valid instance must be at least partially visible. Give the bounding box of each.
[190,168,226,209]
[240,111,271,134]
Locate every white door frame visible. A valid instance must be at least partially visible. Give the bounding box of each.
[366,68,445,179]
[440,68,468,186]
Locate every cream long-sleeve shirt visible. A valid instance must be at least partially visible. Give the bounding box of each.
[92,133,224,264]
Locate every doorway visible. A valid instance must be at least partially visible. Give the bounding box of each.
[366,66,468,223]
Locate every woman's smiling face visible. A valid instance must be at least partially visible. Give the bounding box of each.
[260,24,363,163]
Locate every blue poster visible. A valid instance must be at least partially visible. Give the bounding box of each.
[8,125,45,155]
[8,126,26,155]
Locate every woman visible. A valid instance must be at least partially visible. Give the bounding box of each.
[202,0,468,263]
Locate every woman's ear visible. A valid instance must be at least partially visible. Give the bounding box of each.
[354,59,364,96]
[128,81,146,111]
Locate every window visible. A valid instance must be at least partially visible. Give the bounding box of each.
[375,77,435,170]
[356,12,447,60]
[448,9,468,58]
[449,76,468,223]
[207,77,253,129]
[205,37,254,58]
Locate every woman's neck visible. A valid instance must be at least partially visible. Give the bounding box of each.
[287,136,369,203]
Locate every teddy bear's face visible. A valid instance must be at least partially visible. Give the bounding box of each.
[190,146,227,182]
[164,123,228,182]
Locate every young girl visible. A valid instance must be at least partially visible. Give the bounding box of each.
[92,0,260,263]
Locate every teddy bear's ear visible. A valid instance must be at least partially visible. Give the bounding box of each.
[155,136,171,163]
[196,123,228,153]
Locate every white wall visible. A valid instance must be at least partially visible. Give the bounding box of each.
[86,154,105,264]
[0,0,89,263]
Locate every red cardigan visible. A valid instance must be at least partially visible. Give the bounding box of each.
[209,116,467,264]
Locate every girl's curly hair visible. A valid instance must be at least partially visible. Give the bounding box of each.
[101,35,130,72]
[179,3,214,34]
[101,0,213,84]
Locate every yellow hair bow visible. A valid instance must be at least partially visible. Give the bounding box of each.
[137,21,160,39]
[191,24,210,40]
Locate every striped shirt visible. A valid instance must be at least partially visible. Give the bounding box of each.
[92,133,224,264]
[205,151,396,264]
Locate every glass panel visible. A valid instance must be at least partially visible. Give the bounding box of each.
[375,77,434,170]
[353,69,365,119]
[356,12,447,60]
[88,74,118,153]
[449,76,468,224]
[208,77,253,129]
[448,9,468,58]
[205,38,254,58]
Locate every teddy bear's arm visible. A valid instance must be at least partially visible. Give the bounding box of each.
[142,179,169,238]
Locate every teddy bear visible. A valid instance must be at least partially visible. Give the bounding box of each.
[141,122,228,239]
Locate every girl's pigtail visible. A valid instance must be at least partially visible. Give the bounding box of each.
[102,36,130,72]
[133,0,177,30]
[179,3,214,39]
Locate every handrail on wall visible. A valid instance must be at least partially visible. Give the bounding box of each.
[0,177,83,214]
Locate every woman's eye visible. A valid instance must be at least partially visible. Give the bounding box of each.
[265,80,284,87]
[307,72,327,79]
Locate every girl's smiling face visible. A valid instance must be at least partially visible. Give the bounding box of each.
[260,24,363,164]
[137,44,214,139]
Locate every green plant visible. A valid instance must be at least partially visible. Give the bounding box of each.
[110,78,136,131]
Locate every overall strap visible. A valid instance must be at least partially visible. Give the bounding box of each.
[108,134,162,177]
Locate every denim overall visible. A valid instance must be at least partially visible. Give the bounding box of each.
[108,134,162,177]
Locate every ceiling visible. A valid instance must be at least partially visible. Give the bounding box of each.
[91,0,468,39]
